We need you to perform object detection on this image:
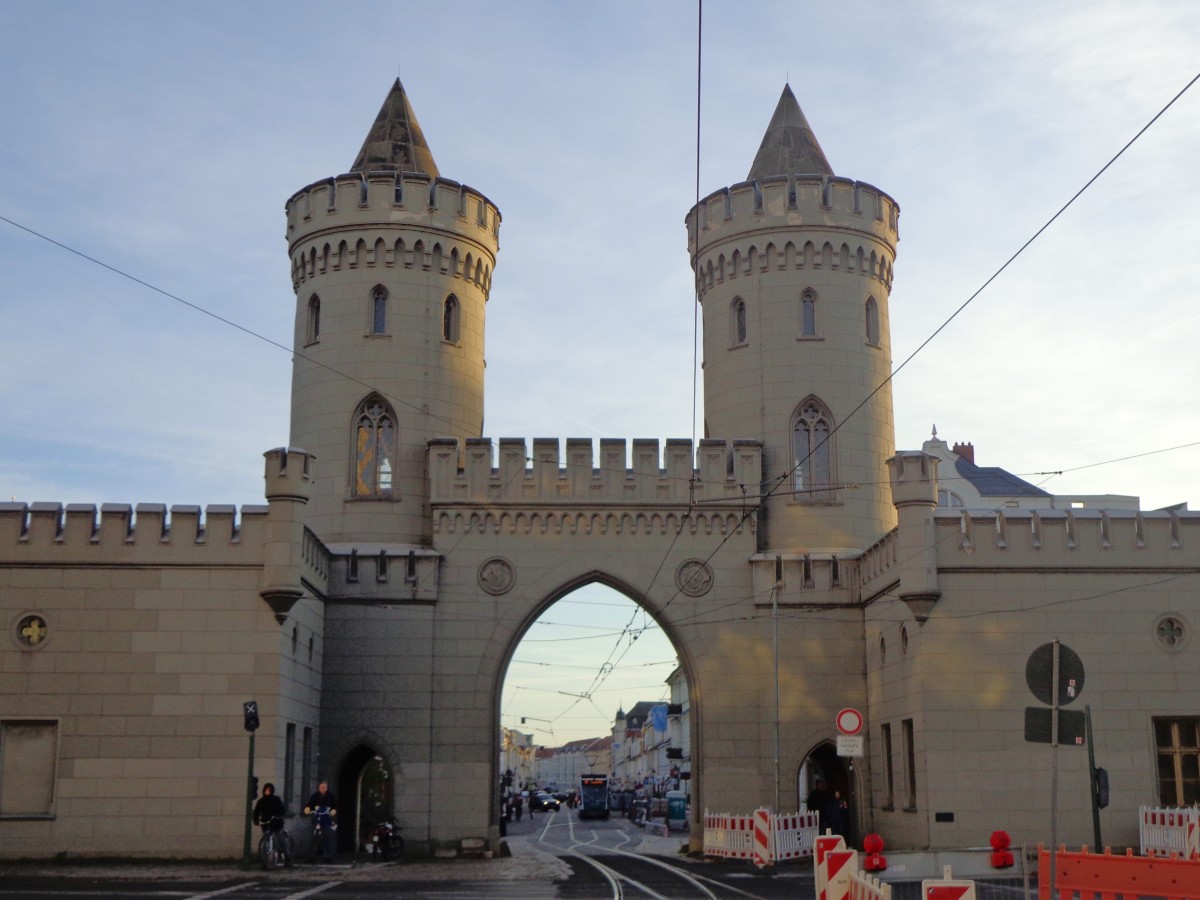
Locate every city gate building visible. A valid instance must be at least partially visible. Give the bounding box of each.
[1,79,1197,859]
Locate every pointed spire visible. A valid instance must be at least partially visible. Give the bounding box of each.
[746,84,833,181]
[351,78,440,177]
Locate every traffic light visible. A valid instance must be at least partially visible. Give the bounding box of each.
[243,700,260,732]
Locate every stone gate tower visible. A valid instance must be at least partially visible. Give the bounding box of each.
[688,85,900,554]
[284,80,501,544]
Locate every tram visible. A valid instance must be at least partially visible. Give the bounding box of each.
[578,773,610,819]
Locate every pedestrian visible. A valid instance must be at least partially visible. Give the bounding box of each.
[515,793,523,821]
[806,779,831,833]
[825,790,848,837]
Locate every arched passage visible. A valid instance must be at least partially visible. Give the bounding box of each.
[799,740,858,845]
[497,577,691,825]
[334,744,396,854]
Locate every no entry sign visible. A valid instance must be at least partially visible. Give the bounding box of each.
[836,708,864,736]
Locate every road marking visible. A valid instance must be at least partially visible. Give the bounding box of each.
[187,883,254,899]
[280,883,342,899]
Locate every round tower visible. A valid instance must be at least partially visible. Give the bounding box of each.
[284,79,501,544]
[687,85,900,552]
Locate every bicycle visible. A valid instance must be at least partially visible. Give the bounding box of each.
[257,815,291,870]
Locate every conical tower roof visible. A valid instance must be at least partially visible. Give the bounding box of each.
[746,84,832,180]
[351,78,440,176]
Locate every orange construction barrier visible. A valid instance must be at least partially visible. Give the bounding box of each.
[1038,844,1200,900]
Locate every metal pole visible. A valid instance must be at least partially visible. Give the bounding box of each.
[243,730,256,861]
[1048,639,1060,897]
[773,558,781,815]
[1086,705,1101,850]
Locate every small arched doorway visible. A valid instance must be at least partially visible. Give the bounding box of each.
[799,741,858,845]
[336,745,395,854]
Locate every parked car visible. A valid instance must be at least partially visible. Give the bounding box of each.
[531,792,561,811]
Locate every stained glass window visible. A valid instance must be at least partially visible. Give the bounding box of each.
[354,395,396,497]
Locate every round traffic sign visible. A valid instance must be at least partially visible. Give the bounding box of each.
[835,708,864,736]
[1025,642,1085,706]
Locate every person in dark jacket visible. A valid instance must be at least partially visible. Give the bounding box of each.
[304,781,338,862]
[252,783,291,864]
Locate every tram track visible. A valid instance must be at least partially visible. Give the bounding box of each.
[536,807,764,900]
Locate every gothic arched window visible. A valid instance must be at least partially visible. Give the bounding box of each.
[443,294,460,343]
[865,296,880,346]
[792,397,835,501]
[306,294,320,344]
[801,290,818,337]
[353,394,396,498]
[731,297,747,346]
[370,285,388,335]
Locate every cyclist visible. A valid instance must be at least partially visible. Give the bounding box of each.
[252,783,292,866]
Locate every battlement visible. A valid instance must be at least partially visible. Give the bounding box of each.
[686,177,898,297]
[938,506,1198,562]
[285,171,501,286]
[428,437,762,507]
[687,175,899,251]
[0,502,270,561]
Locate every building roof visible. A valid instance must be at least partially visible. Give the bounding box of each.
[351,78,440,176]
[747,84,833,181]
[954,455,1051,498]
[556,735,612,753]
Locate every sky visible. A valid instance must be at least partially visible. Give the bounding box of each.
[3,1,1199,745]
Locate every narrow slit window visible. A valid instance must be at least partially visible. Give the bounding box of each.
[865,296,880,345]
[801,290,817,337]
[370,286,388,334]
[731,297,747,345]
[443,295,460,342]
[307,295,321,343]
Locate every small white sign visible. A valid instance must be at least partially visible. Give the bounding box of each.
[837,735,864,757]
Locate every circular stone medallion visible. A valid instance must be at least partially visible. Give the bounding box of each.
[675,559,714,597]
[479,558,516,595]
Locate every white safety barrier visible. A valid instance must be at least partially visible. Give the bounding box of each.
[773,810,821,861]
[704,807,820,866]
[703,811,756,860]
[1139,805,1200,859]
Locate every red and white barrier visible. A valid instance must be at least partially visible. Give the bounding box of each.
[703,807,819,866]
[814,833,892,900]
[1140,805,1200,859]
[922,865,977,900]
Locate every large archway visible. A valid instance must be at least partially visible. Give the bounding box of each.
[497,578,690,823]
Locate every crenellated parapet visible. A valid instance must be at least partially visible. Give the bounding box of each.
[685,176,899,298]
[430,437,760,504]
[285,171,500,295]
[940,506,1198,562]
[0,501,269,563]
